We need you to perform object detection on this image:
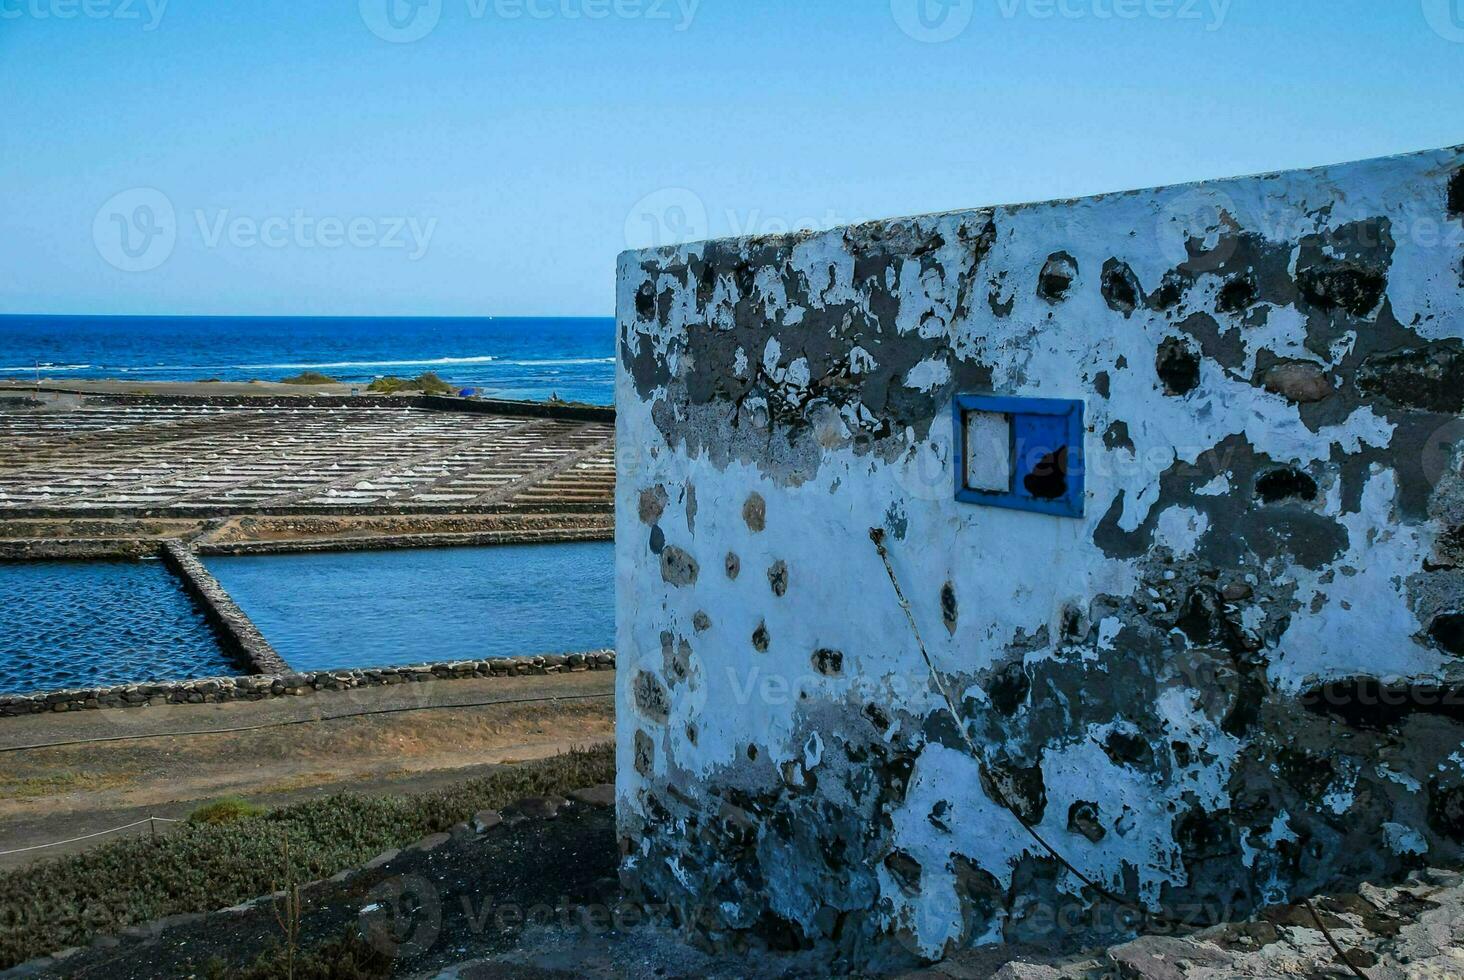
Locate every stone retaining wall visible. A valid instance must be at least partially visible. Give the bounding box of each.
[0,651,616,717]
[159,540,289,675]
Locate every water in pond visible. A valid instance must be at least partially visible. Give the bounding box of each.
[0,560,232,694]
[204,542,614,672]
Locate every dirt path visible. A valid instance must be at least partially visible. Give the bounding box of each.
[0,672,613,869]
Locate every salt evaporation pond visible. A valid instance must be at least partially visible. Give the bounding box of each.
[204,541,614,672]
[0,560,231,694]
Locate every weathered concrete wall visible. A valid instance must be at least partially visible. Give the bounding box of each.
[615,145,1464,965]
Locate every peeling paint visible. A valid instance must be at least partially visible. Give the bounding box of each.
[617,145,1464,965]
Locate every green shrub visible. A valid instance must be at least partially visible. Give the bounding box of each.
[0,745,613,969]
[280,372,338,385]
[365,372,452,395]
[189,797,267,825]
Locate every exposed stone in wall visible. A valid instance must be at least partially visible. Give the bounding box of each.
[616,145,1464,966]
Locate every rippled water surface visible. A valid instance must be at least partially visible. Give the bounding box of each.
[0,560,231,694]
[204,542,614,672]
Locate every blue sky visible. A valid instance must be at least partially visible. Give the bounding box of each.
[0,0,1460,317]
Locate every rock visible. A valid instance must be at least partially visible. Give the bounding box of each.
[569,784,615,808]
[363,848,400,870]
[409,832,451,853]
[1222,581,1253,602]
[1104,936,1234,980]
[1263,360,1332,403]
[501,796,567,823]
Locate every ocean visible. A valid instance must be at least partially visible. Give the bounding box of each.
[0,315,616,405]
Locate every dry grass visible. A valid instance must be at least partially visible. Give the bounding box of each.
[0,744,614,969]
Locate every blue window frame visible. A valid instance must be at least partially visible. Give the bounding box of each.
[952,394,1085,518]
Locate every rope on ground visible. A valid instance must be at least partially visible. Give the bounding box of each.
[1304,898,1370,980]
[0,691,615,755]
[0,817,181,856]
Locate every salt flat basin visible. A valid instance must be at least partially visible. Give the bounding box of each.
[0,559,231,694]
[203,542,614,672]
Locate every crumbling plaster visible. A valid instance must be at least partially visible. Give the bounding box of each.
[616,145,1464,964]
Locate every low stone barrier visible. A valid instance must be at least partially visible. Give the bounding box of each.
[0,651,616,717]
[159,540,289,675]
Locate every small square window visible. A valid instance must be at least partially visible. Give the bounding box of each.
[953,394,1085,518]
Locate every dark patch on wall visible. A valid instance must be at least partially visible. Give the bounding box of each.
[648,525,665,555]
[1037,252,1078,303]
[1093,371,1110,399]
[941,582,959,636]
[980,758,1047,825]
[660,546,699,587]
[753,621,770,653]
[985,661,1031,716]
[1022,446,1068,500]
[812,648,845,676]
[633,670,671,723]
[1215,273,1258,314]
[1102,729,1155,770]
[1150,271,1186,311]
[634,281,656,320]
[693,610,712,633]
[1103,421,1133,452]
[638,485,667,525]
[1428,612,1464,656]
[725,552,741,580]
[1448,168,1464,217]
[1156,337,1202,396]
[1428,780,1464,842]
[1256,468,1319,504]
[1296,261,1388,317]
[633,729,654,777]
[1300,677,1464,731]
[1262,361,1332,404]
[1357,342,1464,413]
[743,492,767,532]
[884,851,923,895]
[768,560,789,597]
[1101,259,1141,316]
[1068,801,1106,843]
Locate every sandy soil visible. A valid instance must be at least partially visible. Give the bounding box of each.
[0,672,614,869]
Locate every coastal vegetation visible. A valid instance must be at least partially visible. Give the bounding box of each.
[366,371,452,395]
[0,745,613,969]
[280,371,338,385]
[189,797,268,825]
